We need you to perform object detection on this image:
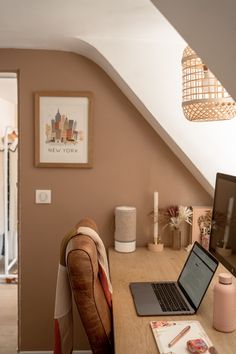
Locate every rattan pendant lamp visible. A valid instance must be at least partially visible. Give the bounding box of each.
[182,46,236,121]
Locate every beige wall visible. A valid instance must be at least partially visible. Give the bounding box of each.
[0,49,212,351]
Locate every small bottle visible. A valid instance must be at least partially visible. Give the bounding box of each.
[213,273,236,332]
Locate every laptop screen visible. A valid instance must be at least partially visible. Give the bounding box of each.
[178,243,218,309]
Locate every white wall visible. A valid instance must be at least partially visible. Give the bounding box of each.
[0,76,17,137]
[0,97,17,138]
[0,76,17,105]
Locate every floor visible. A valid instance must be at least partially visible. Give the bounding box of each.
[0,259,18,354]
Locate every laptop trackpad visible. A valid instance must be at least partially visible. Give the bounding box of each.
[130,282,161,316]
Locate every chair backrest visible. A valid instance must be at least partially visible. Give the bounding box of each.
[66,234,113,354]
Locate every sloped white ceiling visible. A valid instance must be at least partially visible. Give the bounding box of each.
[151,0,236,101]
[0,0,165,48]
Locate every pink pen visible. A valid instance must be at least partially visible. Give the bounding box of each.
[168,325,191,348]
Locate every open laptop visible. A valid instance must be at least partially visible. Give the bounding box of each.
[130,242,218,316]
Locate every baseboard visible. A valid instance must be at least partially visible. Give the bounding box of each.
[18,351,92,354]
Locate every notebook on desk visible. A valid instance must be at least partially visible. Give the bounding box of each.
[130,242,218,316]
[150,320,213,354]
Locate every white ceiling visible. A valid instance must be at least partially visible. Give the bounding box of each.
[0,0,182,50]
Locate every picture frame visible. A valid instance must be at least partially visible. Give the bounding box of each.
[190,206,212,244]
[35,91,93,168]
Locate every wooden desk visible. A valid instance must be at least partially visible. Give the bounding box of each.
[109,247,236,354]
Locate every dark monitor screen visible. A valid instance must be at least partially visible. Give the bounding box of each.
[210,173,236,277]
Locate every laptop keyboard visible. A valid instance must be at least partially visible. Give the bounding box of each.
[151,282,190,312]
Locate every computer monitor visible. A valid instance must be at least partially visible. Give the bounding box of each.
[210,173,236,277]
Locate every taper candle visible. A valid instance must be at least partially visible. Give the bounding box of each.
[154,191,158,243]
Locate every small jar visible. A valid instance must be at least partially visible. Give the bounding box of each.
[213,273,236,332]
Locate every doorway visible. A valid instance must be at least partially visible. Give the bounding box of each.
[0,72,18,354]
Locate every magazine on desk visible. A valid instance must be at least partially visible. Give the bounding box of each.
[150,320,213,354]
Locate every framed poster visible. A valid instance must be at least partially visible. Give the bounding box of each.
[35,91,93,168]
[191,206,212,244]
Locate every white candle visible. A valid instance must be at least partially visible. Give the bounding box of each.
[154,191,158,243]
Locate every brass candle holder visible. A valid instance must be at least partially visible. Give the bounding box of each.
[147,212,163,252]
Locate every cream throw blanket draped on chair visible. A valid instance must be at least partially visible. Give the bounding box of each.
[54,218,112,354]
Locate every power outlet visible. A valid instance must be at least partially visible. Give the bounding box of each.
[35,190,51,204]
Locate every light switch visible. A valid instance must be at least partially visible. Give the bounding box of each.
[36,190,51,204]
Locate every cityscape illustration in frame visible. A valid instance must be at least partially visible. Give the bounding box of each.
[35,91,93,168]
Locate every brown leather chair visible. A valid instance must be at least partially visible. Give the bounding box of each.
[66,234,114,354]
